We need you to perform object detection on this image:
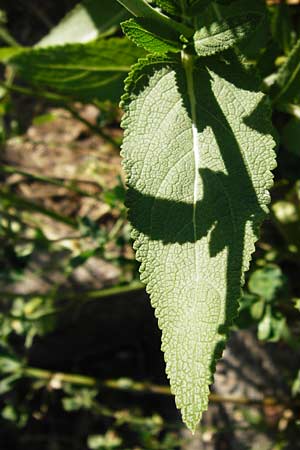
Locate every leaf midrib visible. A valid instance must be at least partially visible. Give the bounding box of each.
[182,51,200,295]
[182,52,200,244]
[18,63,132,72]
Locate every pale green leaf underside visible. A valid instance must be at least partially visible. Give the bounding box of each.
[121,55,276,431]
[37,0,126,47]
[194,14,257,56]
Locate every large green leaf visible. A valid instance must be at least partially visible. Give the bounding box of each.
[9,38,145,103]
[37,0,126,47]
[121,54,276,431]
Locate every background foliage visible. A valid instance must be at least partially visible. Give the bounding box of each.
[0,0,300,448]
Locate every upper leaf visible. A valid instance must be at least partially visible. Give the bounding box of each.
[121,55,276,430]
[9,37,145,103]
[194,13,258,56]
[194,0,269,59]
[37,0,126,47]
[121,18,181,54]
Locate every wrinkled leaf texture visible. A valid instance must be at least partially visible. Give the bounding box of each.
[121,53,276,431]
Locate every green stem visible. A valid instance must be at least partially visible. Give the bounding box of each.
[0,164,101,199]
[0,27,19,47]
[0,189,77,228]
[64,105,119,148]
[21,366,296,407]
[21,0,54,30]
[212,1,222,21]
[23,367,97,387]
[0,281,144,302]
[61,281,144,301]
[116,0,193,37]
[0,82,120,148]
[0,80,71,103]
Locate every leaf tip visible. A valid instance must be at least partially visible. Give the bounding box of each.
[182,408,202,434]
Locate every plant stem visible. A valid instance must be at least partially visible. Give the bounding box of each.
[21,366,296,407]
[23,367,97,387]
[0,27,19,47]
[0,80,71,103]
[19,0,54,30]
[0,164,101,199]
[0,189,77,228]
[0,82,120,148]
[0,281,144,302]
[64,105,119,148]
[63,281,144,301]
[212,1,222,21]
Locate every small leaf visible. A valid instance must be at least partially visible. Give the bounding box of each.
[121,18,180,54]
[258,306,272,340]
[270,312,288,342]
[292,370,300,397]
[0,373,22,395]
[294,298,300,312]
[248,265,287,302]
[250,299,265,320]
[198,0,269,59]
[0,356,21,374]
[194,14,258,56]
[88,432,122,450]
